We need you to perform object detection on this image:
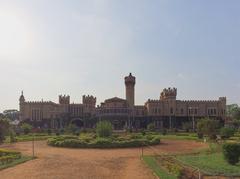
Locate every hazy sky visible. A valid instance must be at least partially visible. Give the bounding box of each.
[0,0,240,112]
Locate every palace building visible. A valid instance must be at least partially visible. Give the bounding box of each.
[19,73,227,130]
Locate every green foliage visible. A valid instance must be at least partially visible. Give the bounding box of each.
[20,123,32,135]
[147,123,155,131]
[197,118,220,139]
[0,119,10,144]
[65,124,79,135]
[227,104,240,120]
[197,132,204,139]
[47,133,161,148]
[0,149,21,165]
[161,128,167,135]
[9,130,16,143]
[166,162,184,178]
[47,128,52,135]
[177,152,240,176]
[222,143,240,165]
[182,122,192,132]
[0,156,31,170]
[96,121,112,138]
[142,156,177,179]
[220,127,235,139]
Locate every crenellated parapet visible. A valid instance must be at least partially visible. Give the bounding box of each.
[82,95,96,107]
[147,99,161,103]
[160,87,177,100]
[25,101,55,105]
[59,95,70,104]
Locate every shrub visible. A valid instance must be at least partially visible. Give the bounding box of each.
[197,118,220,139]
[0,149,21,165]
[48,134,160,148]
[66,124,79,135]
[182,122,192,132]
[0,119,10,144]
[9,130,16,143]
[220,127,235,139]
[161,128,167,135]
[96,121,112,138]
[20,123,32,135]
[147,123,155,132]
[141,130,146,136]
[197,133,204,139]
[47,128,52,135]
[55,130,60,136]
[222,143,240,165]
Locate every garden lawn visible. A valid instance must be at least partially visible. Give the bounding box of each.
[177,152,240,176]
[142,156,177,179]
[0,156,32,170]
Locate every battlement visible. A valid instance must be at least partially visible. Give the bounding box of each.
[25,101,55,105]
[59,95,70,104]
[160,87,177,100]
[82,95,96,107]
[180,98,226,103]
[147,99,161,103]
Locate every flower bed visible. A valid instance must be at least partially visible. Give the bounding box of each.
[47,134,161,148]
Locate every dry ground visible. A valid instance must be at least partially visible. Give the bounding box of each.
[0,140,207,179]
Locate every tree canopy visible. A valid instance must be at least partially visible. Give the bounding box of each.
[227,104,240,120]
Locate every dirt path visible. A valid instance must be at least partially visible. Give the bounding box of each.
[0,140,207,179]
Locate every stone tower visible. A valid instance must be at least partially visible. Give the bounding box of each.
[19,91,25,121]
[125,73,136,107]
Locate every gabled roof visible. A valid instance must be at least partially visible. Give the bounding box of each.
[104,97,127,103]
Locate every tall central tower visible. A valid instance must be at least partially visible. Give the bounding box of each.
[125,73,136,107]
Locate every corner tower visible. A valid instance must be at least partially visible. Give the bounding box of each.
[124,73,136,107]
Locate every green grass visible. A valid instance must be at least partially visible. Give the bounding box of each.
[142,156,177,179]
[0,156,32,170]
[177,152,240,176]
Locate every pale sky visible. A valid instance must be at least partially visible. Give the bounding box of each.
[0,0,240,112]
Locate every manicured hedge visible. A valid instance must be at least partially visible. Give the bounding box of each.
[47,135,160,149]
[0,149,22,165]
[0,149,21,157]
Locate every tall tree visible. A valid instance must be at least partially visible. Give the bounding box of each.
[227,104,240,120]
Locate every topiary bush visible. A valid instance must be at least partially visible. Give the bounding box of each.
[147,123,155,132]
[222,143,240,165]
[96,121,112,138]
[220,127,235,139]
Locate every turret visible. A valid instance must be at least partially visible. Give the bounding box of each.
[125,73,136,107]
[19,91,25,121]
[82,95,96,108]
[59,95,70,104]
[19,91,25,104]
[160,87,177,100]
